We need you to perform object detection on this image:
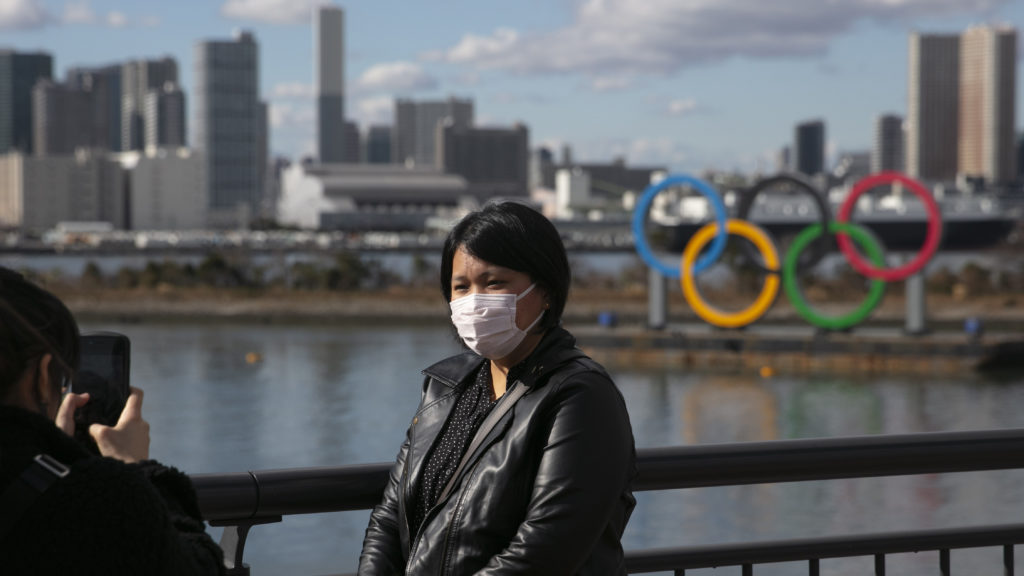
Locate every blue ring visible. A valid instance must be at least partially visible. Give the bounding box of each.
[631,174,728,278]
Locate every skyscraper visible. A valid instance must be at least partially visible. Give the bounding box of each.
[907,33,960,181]
[0,50,53,154]
[316,5,345,163]
[144,83,186,149]
[794,119,825,176]
[121,58,178,151]
[958,24,1017,184]
[873,114,905,173]
[194,30,263,227]
[67,64,123,152]
[32,79,94,156]
[393,97,473,167]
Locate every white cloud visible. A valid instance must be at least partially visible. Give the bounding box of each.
[432,0,1010,84]
[667,98,698,116]
[221,0,324,25]
[269,102,315,128]
[0,0,50,30]
[272,82,316,99]
[590,76,633,92]
[353,96,394,127]
[62,0,94,24]
[106,10,126,27]
[355,62,438,94]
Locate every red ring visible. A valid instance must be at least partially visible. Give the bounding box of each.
[836,171,942,281]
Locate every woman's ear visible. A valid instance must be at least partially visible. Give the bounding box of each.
[33,353,56,406]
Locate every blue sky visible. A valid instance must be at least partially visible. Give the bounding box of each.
[2,0,1021,173]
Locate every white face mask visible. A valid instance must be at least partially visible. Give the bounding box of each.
[450,283,545,360]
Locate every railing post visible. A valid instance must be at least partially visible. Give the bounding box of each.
[940,548,951,576]
[1005,545,1014,576]
[808,558,819,576]
[210,516,282,576]
[874,553,885,576]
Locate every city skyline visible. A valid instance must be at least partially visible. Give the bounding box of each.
[1,0,1022,174]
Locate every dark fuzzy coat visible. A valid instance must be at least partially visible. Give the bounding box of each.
[0,405,224,575]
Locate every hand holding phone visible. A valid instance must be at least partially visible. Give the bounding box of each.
[71,332,131,450]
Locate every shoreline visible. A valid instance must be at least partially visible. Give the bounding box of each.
[61,286,1024,332]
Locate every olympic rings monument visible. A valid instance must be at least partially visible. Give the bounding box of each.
[575,170,1023,374]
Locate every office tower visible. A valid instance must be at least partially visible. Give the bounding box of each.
[794,120,825,176]
[438,122,529,198]
[343,120,360,163]
[194,31,263,227]
[32,79,94,156]
[0,51,53,154]
[393,97,473,167]
[144,83,186,149]
[873,114,905,173]
[959,25,1017,183]
[365,125,391,164]
[121,58,178,151]
[907,33,960,181]
[316,5,345,162]
[67,64,122,151]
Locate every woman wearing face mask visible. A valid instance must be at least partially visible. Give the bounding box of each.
[358,201,636,575]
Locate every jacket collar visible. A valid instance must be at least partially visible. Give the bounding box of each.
[421,326,580,390]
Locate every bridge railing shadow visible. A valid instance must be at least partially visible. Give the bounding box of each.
[191,428,1024,575]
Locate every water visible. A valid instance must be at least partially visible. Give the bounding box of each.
[76,319,1024,576]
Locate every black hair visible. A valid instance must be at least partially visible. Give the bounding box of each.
[0,267,80,400]
[440,201,570,332]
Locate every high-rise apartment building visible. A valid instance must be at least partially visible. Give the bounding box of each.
[32,80,95,156]
[958,25,1017,184]
[794,120,825,176]
[316,5,345,163]
[144,83,186,149]
[907,33,960,181]
[365,125,392,164]
[121,58,178,151]
[873,114,905,173]
[67,65,123,152]
[393,97,473,167]
[194,31,264,227]
[0,51,53,154]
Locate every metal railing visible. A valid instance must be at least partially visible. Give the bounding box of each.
[192,428,1024,575]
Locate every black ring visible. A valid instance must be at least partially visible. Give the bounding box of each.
[734,172,832,274]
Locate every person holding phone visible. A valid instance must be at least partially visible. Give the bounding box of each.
[359,202,636,575]
[0,266,224,575]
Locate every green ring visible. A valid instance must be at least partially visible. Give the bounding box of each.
[783,222,886,330]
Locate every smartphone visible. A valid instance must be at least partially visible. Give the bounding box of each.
[71,332,131,438]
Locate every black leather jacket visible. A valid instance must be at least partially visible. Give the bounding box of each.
[359,327,636,575]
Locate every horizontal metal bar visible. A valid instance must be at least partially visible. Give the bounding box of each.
[624,523,1024,573]
[193,428,1024,523]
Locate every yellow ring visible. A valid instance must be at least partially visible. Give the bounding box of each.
[681,219,780,328]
